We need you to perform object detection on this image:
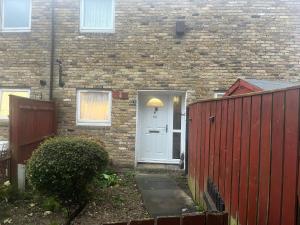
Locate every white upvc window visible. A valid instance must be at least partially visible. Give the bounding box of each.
[80,0,115,33]
[214,91,225,98]
[0,88,30,120]
[76,90,112,126]
[1,0,31,32]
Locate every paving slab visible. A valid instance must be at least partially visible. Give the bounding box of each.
[136,173,197,217]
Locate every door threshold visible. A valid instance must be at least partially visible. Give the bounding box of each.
[136,162,183,172]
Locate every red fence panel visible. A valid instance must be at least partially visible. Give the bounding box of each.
[257,94,272,225]
[182,214,206,225]
[195,103,201,198]
[188,85,300,225]
[247,95,261,225]
[209,101,216,181]
[105,213,228,225]
[238,96,251,225]
[9,96,56,182]
[230,98,242,221]
[219,100,228,198]
[199,103,206,196]
[213,101,222,188]
[225,99,234,214]
[268,91,285,225]
[204,102,211,193]
[281,89,299,225]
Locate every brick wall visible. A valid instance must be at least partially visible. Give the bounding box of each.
[53,0,300,166]
[0,0,52,140]
[1,0,300,166]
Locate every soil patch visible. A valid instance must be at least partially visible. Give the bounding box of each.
[72,170,150,225]
[1,200,65,225]
[0,170,149,225]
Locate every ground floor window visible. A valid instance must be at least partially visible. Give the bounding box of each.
[76,89,112,126]
[0,88,30,120]
[214,91,225,98]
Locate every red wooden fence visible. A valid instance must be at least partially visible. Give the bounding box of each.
[103,212,228,225]
[9,96,56,182]
[188,86,300,225]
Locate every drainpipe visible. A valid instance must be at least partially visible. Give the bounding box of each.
[49,0,55,100]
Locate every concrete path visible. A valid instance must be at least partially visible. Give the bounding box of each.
[136,173,197,217]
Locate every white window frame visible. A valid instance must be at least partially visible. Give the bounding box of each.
[0,88,31,120]
[80,0,115,33]
[76,89,112,127]
[1,0,32,32]
[214,91,225,98]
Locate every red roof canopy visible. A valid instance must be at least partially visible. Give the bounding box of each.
[224,78,297,96]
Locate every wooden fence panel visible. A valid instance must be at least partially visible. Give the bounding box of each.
[9,96,56,182]
[199,103,206,195]
[224,99,235,213]
[281,89,299,225]
[213,101,222,187]
[219,100,228,198]
[206,213,228,225]
[268,92,285,225]
[238,96,251,225]
[209,101,216,180]
[195,104,202,202]
[156,217,180,225]
[188,105,195,197]
[105,213,228,225]
[204,102,211,192]
[257,94,272,225]
[188,85,300,225]
[182,214,206,225]
[130,219,155,225]
[230,98,242,221]
[247,95,261,225]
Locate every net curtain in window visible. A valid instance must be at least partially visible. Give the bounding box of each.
[3,0,31,28]
[79,92,110,121]
[83,0,113,29]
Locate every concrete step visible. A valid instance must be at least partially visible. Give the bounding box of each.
[136,163,185,175]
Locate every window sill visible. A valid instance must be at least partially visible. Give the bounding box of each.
[79,28,115,34]
[76,122,111,127]
[1,29,31,33]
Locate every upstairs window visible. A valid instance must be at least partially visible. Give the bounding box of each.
[0,88,30,120]
[76,90,112,126]
[2,0,31,31]
[80,0,115,32]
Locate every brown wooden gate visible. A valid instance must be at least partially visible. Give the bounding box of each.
[9,96,56,181]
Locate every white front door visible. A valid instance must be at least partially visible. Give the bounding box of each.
[139,94,171,162]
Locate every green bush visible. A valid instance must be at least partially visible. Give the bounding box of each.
[94,170,119,188]
[27,137,109,208]
[42,196,61,212]
[0,181,20,203]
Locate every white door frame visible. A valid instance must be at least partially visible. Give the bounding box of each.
[135,90,187,167]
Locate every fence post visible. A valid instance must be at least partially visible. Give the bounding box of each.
[185,106,189,175]
[17,164,26,191]
[297,197,300,225]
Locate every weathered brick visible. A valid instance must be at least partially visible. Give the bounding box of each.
[0,0,300,167]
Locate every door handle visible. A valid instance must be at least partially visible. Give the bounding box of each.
[166,124,168,133]
[149,130,159,133]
